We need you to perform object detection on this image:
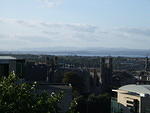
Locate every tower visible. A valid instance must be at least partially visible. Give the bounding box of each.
[100,57,113,92]
[46,56,57,83]
[145,57,149,72]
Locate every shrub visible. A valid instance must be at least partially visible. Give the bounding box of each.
[0,73,63,113]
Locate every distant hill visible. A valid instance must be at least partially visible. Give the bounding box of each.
[0,47,150,57]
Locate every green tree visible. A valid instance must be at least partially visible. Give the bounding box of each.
[69,94,111,113]
[87,93,111,113]
[0,73,63,113]
[67,98,80,113]
[63,72,85,96]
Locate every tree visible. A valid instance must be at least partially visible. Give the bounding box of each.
[0,73,63,113]
[87,93,111,113]
[67,98,80,113]
[63,72,85,96]
[69,94,111,113]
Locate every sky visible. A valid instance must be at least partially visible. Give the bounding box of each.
[0,0,150,51]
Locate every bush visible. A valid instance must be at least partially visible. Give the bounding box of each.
[0,73,63,113]
[69,94,111,113]
[67,98,80,113]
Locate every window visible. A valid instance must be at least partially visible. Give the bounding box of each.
[127,100,134,104]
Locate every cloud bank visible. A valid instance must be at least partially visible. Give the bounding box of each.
[0,18,150,50]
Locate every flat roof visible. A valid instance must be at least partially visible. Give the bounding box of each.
[25,81,72,90]
[119,84,150,95]
[0,56,16,60]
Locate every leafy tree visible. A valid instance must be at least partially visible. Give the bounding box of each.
[69,94,111,113]
[0,73,63,113]
[87,93,111,113]
[63,72,85,96]
[67,98,80,113]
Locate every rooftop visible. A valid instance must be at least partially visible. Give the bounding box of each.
[0,56,16,60]
[119,84,150,95]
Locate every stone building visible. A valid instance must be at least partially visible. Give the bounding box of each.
[88,57,113,93]
[100,57,113,92]
[0,56,25,77]
[137,57,150,84]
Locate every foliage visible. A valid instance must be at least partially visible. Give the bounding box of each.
[87,93,111,113]
[67,98,80,113]
[70,94,111,113]
[0,73,63,113]
[63,72,85,96]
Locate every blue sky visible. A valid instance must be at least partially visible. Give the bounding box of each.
[0,0,150,50]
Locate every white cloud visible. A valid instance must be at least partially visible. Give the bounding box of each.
[116,27,150,37]
[0,17,150,50]
[37,0,64,8]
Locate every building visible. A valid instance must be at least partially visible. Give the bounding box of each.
[111,85,150,113]
[137,71,150,84]
[136,57,150,84]
[0,56,72,112]
[145,57,149,72]
[88,57,113,93]
[0,56,25,77]
[112,71,137,88]
[100,57,113,91]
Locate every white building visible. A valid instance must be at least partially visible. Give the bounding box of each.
[111,85,150,113]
